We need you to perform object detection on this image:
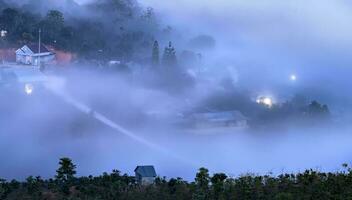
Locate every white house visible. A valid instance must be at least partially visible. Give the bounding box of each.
[16,44,55,66]
[134,166,157,185]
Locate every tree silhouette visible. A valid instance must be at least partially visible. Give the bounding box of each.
[193,168,210,200]
[307,100,330,118]
[211,173,227,200]
[2,160,352,199]
[152,40,160,67]
[56,157,76,183]
[162,41,177,67]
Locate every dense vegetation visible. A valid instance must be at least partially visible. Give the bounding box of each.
[250,97,331,129]
[198,88,331,129]
[0,0,162,61]
[1,158,351,199]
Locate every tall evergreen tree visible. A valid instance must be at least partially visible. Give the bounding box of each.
[151,40,159,67]
[55,157,76,183]
[162,41,177,67]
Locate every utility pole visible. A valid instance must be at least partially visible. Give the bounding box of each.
[38,29,41,68]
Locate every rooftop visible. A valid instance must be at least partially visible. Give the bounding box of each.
[134,166,157,177]
[26,44,51,54]
[192,110,247,121]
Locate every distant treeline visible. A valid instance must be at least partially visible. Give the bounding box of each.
[0,0,162,61]
[199,88,331,129]
[1,157,351,199]
[249,98,331,129]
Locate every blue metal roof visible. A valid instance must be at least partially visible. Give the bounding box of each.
[134,166,157,177]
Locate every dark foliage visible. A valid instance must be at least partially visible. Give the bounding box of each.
[151,40,159,67]
[162,41,177,68]
[0,0,160,62]
[250,96,331,129]
[1,158,352,199]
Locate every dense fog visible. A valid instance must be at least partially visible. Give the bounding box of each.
[1,0,352,181]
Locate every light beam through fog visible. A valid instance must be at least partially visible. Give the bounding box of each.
[44,76,164,151]
[44,76,192,167]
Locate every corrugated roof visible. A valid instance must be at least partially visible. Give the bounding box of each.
[26,44,51,54]
[134,166,157,177]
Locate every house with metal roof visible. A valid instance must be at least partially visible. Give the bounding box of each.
[15,44,55,66]
[190,110,248,129]
[134,165,157,185]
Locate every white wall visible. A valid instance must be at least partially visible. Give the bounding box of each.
[16,54,55,65]
[141,177,155,185]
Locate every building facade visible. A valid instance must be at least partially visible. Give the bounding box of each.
[16,44,55,66]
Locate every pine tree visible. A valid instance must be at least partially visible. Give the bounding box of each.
[162,41,177,67]
[55,157,76,183]
[152,40,160,67]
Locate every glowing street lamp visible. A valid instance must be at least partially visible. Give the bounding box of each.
[0,30,7,37]
[290,74,297,81]
[263,97,272,106]
[25,83,34,95]
[256,96,273,108]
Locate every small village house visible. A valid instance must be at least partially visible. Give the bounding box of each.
[134,165,157,185]
[16,44,55,66]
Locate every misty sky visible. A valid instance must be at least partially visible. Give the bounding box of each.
[129,0,352,76]
[134,0,352,105]
[76,0,352,51]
